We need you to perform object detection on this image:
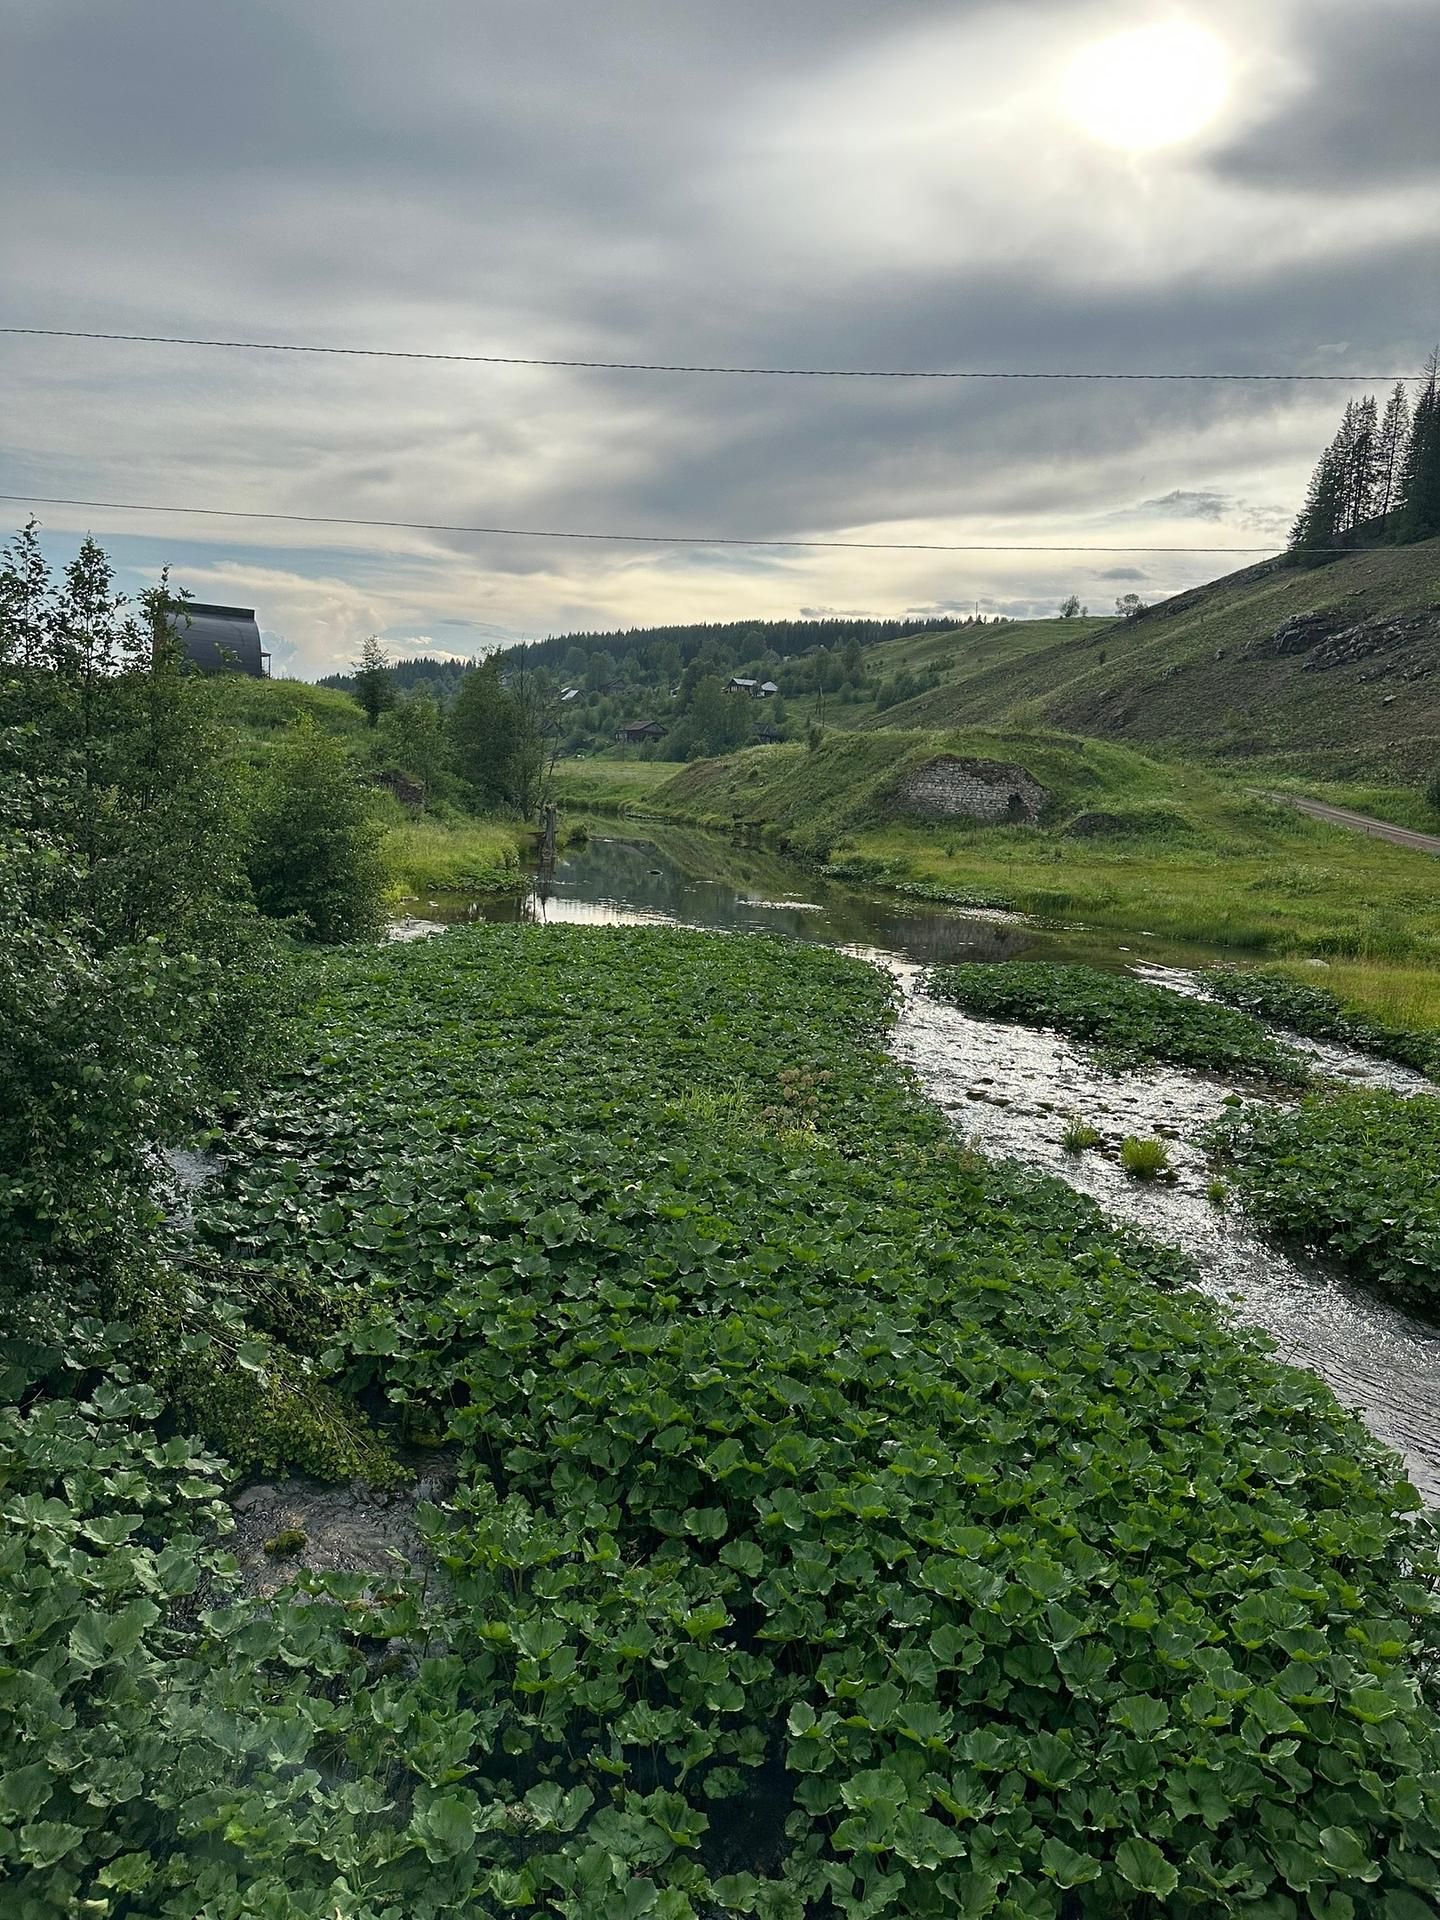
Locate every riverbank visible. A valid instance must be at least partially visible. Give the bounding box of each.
[553,740,1440,1026]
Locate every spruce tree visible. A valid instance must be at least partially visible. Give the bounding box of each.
[1376,382,1411,530]
[352,634,394,729]
[1398,352,1440,544]
[1289,440,1345,563]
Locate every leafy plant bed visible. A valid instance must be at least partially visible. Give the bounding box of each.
[1200,965,1440,1080]
[1208,1088,1440,1313]
[7,928,1440,1916]
[926,961,1313,1084]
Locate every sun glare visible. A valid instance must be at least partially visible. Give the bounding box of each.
[1065,21,1230,151]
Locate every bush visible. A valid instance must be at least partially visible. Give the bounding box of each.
[1062,1115,1101,1151]
[245,719,386,940]
[927,963,1313,1083]
[1209,1089,1440,1311]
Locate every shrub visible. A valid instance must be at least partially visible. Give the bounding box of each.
[245,719,387,940]
[927,962,1312,1083]
[1062,1115,1101,1151]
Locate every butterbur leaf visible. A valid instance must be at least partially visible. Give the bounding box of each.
[98,1854,156,1892]
[1318,1828,1379,1882]
[107,1596,160,1655]
[711,1872,760,1912]
[1040,1837,1101,1888]
[1112,1694,1169,1737]
[413,1792,479,1860]
[19,1822,85,1868]
[1,1763,55,1822]
[68,1612,111,1674]
[1115,1837,1179,1897]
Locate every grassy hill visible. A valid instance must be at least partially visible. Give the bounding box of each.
[847,540,1440,782]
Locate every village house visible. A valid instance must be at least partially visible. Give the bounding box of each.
[615,719,666,745]
[726,676,779,698]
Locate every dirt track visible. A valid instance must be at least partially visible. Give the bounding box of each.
[1265,792,1440,856]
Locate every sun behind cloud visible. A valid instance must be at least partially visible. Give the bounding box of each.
[1065,20,1231,151]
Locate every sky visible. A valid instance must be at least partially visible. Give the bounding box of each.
[3,0,1437,677]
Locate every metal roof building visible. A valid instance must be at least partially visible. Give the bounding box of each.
[165,601,268,676]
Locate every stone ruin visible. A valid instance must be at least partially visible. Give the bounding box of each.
[895,755,1049,825]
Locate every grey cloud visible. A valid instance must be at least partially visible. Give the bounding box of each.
[1213,0,1440,190]
[3,1,1435,667]
[1136,491,1231,520]
[1097,567,1147,581]
[799,606,874,618]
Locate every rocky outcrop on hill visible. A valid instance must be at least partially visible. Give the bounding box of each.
[1302,610,1440,673]
[1268,607,1440,674]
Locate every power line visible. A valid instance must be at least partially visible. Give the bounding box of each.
[0,325,1419,384]
[0,488,1355,554]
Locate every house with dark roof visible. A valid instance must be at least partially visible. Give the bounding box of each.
[163,602,268,676]
[615,719,666,745]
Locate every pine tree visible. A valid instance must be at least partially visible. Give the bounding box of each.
[1341,394,1380,536]
[1289,439,1345,563]
[1375,382,1411,530]
[1398,351,1440,544]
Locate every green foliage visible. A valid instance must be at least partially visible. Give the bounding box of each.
[244,717,386,940]
[927,963,1313,1083]
[0,816,215,1302]
[351,633,395,730]
[1200,965,1440,1079]
[448,650,558,816]
[373,687,448,803]
[1120,1136,1171,1180]
[1209,1089,1440,1311]
[54,923,1423,1918]
[1061,1116,1101,1152]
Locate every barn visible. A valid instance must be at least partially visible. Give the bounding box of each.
[163,601,268,676]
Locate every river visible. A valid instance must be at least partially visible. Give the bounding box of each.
[393,822,1440,1502]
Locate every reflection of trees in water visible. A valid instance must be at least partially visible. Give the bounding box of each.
[505,829,1033,967]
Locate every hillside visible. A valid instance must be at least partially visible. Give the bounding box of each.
[855,539,1440,780]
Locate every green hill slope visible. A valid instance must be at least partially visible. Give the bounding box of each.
[856,540,1440,780]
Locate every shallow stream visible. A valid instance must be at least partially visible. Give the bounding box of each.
[389,824,1440,1499]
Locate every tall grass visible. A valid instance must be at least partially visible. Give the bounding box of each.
[383,819,526,897]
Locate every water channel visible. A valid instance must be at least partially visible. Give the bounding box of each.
[395,822,1440,1502]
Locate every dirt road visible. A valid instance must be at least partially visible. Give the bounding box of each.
[1265,792,1440,856]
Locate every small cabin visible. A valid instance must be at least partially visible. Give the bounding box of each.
[616,719,665,745]
[163,601,268,677]
[726,676,778,699]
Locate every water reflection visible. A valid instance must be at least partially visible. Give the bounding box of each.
[417,827,1033,967]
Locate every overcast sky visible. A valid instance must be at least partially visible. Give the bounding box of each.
[3,0,1437,675]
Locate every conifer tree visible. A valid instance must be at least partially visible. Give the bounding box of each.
[1288,440,1345,563]
[1376,382,1412,530]
[1398,352,1440,544]
[352,634,394,729]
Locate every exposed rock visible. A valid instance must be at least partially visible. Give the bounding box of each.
[894,755,1049,825]
[226,1455,457,1602]
[1302,610,1440,673]
[1272,611,1344,655]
